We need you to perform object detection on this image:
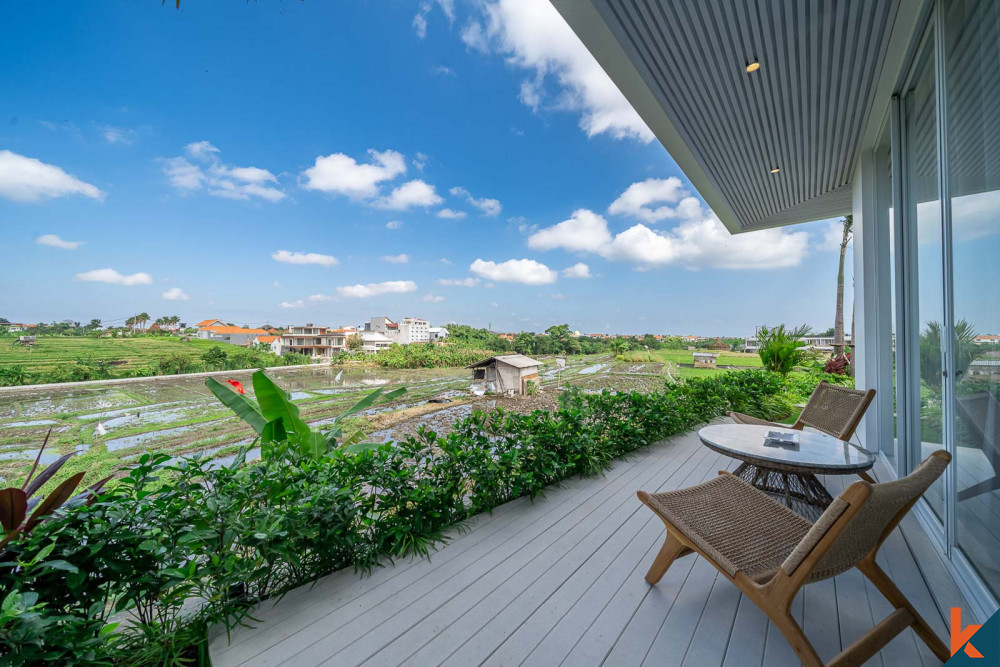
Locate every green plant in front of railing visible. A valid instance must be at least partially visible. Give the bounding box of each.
[205,370,405,460]
[756,324,807,374]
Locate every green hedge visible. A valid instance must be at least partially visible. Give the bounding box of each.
[0,369,787,664]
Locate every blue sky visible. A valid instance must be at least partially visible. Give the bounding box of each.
[0,0,851,336]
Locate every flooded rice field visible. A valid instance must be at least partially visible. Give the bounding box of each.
[0,356,672,483]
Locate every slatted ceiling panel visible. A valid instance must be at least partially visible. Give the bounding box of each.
[592,0,899,231]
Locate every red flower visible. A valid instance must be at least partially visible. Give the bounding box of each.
[227,379,245,395]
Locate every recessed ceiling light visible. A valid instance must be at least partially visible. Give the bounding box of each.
[770,167,781,174]
[746,59,761,73]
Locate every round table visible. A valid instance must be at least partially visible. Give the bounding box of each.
[697,424,876,519]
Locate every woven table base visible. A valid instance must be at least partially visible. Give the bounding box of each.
[732,462,834,520]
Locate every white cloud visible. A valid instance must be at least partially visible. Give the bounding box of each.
[450,186,502,216]
[36,234,82,250]
[301,149,406,198]
[161,141,284,202]
[818,220,849,252]
[280,300,304,309]
[382,253,410,264]
[437,277,481,287]
[272,281,281,288]
[374,179,443,210]
[75,268,153,286]
[608,177,688,223]
[386,220,404,230]
[562,262,591,278]
[433,65,455,77]
[101,126,137,145]
[470,258,557,285]
[440,258,452,264]
[308,293,337,302]
[437,208,467,219]
[529,197,810,270]
[461,0,653,142]
[423,293,445,302]
[0,150,104,203]
[336,280,418,298]
[527,209,612,253]
[413,10,428,38]
[162,287,190,301]
[271,250,338,267]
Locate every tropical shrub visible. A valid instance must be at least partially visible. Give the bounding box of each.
[756,324,807,374]
[0,369,787,664]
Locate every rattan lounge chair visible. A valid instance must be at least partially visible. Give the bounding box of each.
[637,451,951,667]
[728,381,876,482]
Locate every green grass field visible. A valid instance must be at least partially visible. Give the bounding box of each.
[623,349,762,367]
[0,335,235,374]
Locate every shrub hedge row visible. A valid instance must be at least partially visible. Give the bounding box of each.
[0,369,788,665]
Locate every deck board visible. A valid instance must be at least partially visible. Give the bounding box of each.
[210,428,966,667]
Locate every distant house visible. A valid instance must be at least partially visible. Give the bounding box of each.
[281,324,350,359]
[199,325,271,346]
[252,335,283,355]
[5,323,29,333]
[974,334,1000,345]
[358,331,393,353]
[467,354,542,396]
[428,326,448,343]
[693,352,718,368]
[196,319,225,330]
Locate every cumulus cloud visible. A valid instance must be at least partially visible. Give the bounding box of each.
[271,250,338,267]
[414,0,455,38]
[308,293,337,302]
[562,262,591,278]
[161,141,284,202]
[529,198,810,270]
[386,220,404,230]
[470,258,557,285]
[423,294,445,302]
[162,287,190,301]
[437,277,481,287]
[608,177,688,223]
[36,234,82,250]
[336,280,418,298]
[450,186,502,216]
[382,253,410,264]
[0,150,104,203]
[413,11,428,38]
[280,300,304,309]
[75,268,153,286]
[301,149,406,198]
[437,208,467,219]
[374,179,443,210]
[461,0,652,142]
[527,209,612,253]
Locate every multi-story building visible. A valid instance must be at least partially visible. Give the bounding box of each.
[397,317,429,344]
[197,325,271,346]
[428,326,448,343]
[281,324,351,359]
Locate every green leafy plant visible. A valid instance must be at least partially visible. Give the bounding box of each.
[756,324,807,374]
[205,370,406,460]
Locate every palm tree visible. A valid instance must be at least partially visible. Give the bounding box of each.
[138,312,150,330]
[833,215,854,356]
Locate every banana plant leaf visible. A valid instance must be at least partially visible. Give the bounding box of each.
[332,386,407,425]
[251,371,313,443]
[205,377,268,435]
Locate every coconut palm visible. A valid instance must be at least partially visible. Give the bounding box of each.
[833,215,853,356]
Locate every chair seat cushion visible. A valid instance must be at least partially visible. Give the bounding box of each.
[643,474,813,583]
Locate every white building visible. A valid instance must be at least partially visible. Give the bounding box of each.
[744,334,853,353]
[358,331,393,353]
[428,326,448,343]
[397,317,429,344]
[281,324,350,359]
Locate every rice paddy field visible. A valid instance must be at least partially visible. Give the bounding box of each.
[0,335,238,375]
[0,354,733,488]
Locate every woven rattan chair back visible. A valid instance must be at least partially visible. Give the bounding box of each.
[797,381,876,441]
[782,451,950,580]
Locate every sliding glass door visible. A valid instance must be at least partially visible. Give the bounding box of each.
[943,0,1000,601]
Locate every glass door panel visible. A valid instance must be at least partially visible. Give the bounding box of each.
[944,0,1000,599]
[875,118,896,465]
[903,33,946,522]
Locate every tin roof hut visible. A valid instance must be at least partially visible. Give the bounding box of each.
[467,354,542,396]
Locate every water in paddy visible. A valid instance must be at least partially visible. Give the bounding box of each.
[0,357,646,483]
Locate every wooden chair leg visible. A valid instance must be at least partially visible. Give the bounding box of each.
[766,610,824,667]
[645,532,691,584]
[858,470,876,484]
[857,559,950,662]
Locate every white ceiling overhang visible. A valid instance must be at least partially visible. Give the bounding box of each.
[552,0,917,233]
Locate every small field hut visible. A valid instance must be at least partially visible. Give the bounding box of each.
[468,354,542,396]
[692,352,718,368]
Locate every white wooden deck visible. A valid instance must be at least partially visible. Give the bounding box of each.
[209,428,970,666]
